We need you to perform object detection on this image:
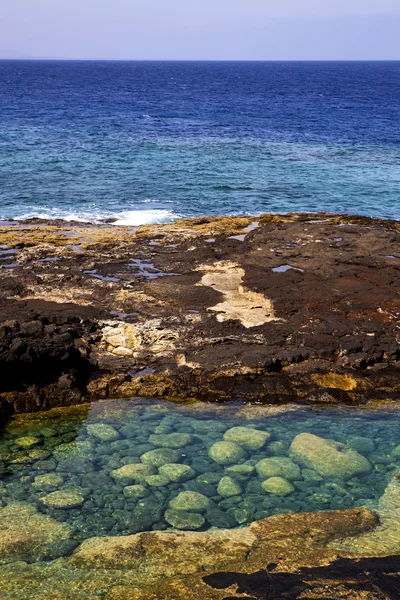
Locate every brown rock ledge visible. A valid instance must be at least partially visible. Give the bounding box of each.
[1,212,400,417]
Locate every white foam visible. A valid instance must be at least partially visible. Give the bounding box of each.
[4,207,180,226]
[113,210,178,226]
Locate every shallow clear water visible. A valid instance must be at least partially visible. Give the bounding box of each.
[0,399,399,547]
[1,61,400,224]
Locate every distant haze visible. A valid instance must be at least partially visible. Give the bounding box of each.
[1,0,399,60]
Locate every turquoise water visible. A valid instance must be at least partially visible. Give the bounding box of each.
[1,61,400,224]
[0,399,399,547]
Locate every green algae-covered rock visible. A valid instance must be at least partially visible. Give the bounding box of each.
[208,441,247,465]
[261,477,294,497]
[169,491,211,513]
[290,433,372,480]
[140,448,181,468]
[40,489,85,509]
[159,463,196,483]
[111,463,156,483]
[0,502,72,561]
[164,508,205,530]
[348,436,375,455]
[14,436,40,449]
[392,445,400,458]
[86,424,120,442]
[223,427,270,451]
[123,484,150,499]
[256,457,301,480]
[217,476,242,498]
[226,464,255,477]
[144,474,170,487]
[149,433,194,449]
[32,473,64,491]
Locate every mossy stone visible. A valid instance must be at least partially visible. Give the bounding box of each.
[261,477,294,497]
[40,489,85,509]
[209,441,247,465]
[159,463,196,483]
[148,433,193,449]
[144,474,170,487]
[225,464,255,477]
[86,424,120,442]
[111,463,156,483]
[164,508,205,530]
[223,427,270,451]
[217,476,242,498]
[348,436,375,455]
[123,485,150,499]
[169,491,211,513]
[15,437,40,449]
[32,473,64,491]
[256,457,301,480]
[140,448,181,468]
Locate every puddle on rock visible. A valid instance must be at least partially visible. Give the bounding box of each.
[272,264,304,273]
[0,400,399,598]
[0,400,399,541]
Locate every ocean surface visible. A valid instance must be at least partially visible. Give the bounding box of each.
[0,60,399,225]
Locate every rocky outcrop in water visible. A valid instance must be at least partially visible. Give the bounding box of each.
[1,212,400,417]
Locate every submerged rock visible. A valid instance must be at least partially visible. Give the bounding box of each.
[32,473,64,491]
[217,476,242,498]
[0,502,72,561]
[164,509,205,530]
[169,491,211,513]
[261,477,295,496]
[256,456,301,480]
[141,448,181,468]
[14,436,40,448]
[144,474,170,487]
[208,441,247,465]
[111,463,156,483]
[86,423,120,442]
[40,489,85,509]
[223,426,270,450]
[149,433,194,448]
[290,433,372,480]
[123,484,150,499]
[159,463,196,483]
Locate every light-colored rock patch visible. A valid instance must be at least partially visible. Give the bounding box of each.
[290,433,372,480]
[196,261,281,328]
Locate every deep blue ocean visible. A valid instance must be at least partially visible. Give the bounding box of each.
[0,60,399,225]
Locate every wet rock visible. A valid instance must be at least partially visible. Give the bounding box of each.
[14,436,40,448]
[217,476,242,498]
[144,474,170,487]
[86,423,120,442]
[225,464,255,477]
[169,491,211,513]
[141,448,181,468]
[32,473,64,491]
[208,441,247,465]
[123,484,150,499]
[148,433,194,448]
[0,502,72,561]
[261,477,295,496]
[159,463,196,483]
[223,426,270,451]
[40,489,85,509]
[111,463,156,483]
[290,433,372,480]
[164,509,205,530]
[256,457,301,480]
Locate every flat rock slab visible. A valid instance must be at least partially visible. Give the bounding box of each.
[1,212,400,415]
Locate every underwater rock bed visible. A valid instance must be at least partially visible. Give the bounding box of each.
[1,399,399,544]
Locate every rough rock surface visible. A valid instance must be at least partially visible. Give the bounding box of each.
[1,212,400,418]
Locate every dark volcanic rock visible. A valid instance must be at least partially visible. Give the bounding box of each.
[1,213,400,415]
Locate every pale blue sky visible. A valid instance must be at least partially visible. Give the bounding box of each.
[1,0,399,60]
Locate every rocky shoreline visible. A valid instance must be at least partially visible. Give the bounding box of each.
[1,212,400,419]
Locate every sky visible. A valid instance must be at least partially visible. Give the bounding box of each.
[0,0,399,60]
